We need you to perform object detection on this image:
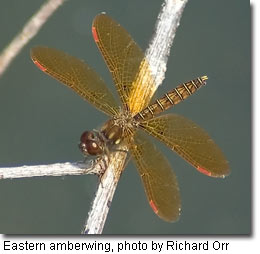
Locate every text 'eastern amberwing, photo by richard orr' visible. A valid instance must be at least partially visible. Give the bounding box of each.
[31,14,230,222]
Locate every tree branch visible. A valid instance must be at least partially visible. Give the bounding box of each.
[146,0,189,89]
[82,148,128,234]
[0,161,102,179]
[0,0,65,77]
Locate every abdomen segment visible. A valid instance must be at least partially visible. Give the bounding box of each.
[134,76,208,122]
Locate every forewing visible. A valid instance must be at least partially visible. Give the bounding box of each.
[129,130,181,222]
[140,114,230,177]
[92,14,156,114]
[31,46,119,116]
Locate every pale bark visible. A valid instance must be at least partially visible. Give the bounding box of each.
[0,0,65,77]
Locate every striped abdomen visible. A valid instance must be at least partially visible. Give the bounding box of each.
[134,76,208,122]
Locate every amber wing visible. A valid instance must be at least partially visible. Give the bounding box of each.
[31,47,119,116]
[92,14,156,114]
[139,114,230,177]
[129,130,181,222]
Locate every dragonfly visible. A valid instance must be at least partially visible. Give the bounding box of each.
[31,13,230,222]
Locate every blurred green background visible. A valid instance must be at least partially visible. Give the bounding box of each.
[0,0,250,234]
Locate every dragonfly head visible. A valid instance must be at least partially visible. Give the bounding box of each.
[79,131,104,156]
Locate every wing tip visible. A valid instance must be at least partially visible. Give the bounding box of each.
[197,165,231,178]
[30,47,47,72]
[92,13,109,42]
[32,59,47,72]
[150,199,181,223]
[197,166,212,176]
[92,26,99,42]
[149,200,159,214]
[93,12,108,25]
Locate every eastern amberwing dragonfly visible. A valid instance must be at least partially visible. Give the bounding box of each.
[31,14,229,222]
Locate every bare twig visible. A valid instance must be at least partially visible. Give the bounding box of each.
[0,0,188,234]
[0,0,65,77]
[82,148,128,234]
[0,161,102,180]
[146,0,189,88]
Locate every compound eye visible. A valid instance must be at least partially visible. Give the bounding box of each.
[79,131,103,156]
[80,131,95,143]
[86,141,103,156]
